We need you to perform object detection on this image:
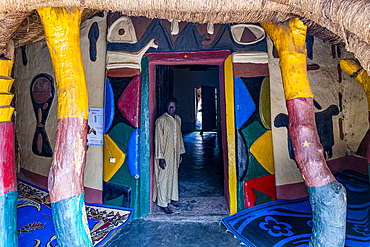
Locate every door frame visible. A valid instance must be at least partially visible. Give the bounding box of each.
[140,50,237,215]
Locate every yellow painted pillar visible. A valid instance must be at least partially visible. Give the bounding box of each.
[224,55,237,215]
[37,7,92,246]
[261,18,346,246]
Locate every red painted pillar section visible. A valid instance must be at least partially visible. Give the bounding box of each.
[287,98,335,187]
[0,41,17,246]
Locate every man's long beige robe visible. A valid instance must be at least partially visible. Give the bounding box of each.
[153,112,185,207]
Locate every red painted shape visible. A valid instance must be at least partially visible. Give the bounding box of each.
[20,167,103,203]
[118,75,141,128]
[244,175,276,208]
[106,68,140,77]
[0,122,16,195]
[276,181,308,200]
[146,50,231,64]
[286,97,335,187]
[48,117,88,203]
[233,63,269,77]
[307,64,320,71]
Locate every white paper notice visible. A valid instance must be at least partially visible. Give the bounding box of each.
[87,107,104,146]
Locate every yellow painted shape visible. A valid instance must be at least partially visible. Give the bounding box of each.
[261,18,313,101]
[0,106,14,122]
[0,93,14,107]
[37,7,88,120]
[259,76,271,129]
[250,130,275,174]
[302,140,311,148]
[0,77,14,93]
[103,135,126,182]
[0,58,14,78]
[340,59,370,110]
[224,55,237,215]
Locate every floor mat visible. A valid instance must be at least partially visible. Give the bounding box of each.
[221,172,370,246]
[17,180,133,246]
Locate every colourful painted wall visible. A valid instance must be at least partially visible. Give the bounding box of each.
[14,12,107,203]
[268,36,369,199]
[14,11,369,217]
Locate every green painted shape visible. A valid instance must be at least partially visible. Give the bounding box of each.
[238,121,270,211]
[109,159,139,214]
[240,121,270,181]
[253,188,272,205]
[107,122,138,218]
[139,56,150,219]
[259,76,271,130]
[107,123,134,154]
[237,181,245,212]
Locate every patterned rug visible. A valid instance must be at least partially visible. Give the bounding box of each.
[17,180,133,247]
[221,172,370,247]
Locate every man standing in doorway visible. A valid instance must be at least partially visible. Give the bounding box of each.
[153,97,185,214]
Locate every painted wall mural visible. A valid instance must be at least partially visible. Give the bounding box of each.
[30,73,55,157]
[235,76,275,211]
[103,76,141,216]
[104,13,269,217]
[274,100,340,163]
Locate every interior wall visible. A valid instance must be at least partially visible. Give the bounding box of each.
[173,66,220,132]
[269,36,368,190]
[81,14,107,192]
[14,13,107,197]
[15,40,57,177]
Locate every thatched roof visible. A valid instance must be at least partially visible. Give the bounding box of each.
[0,0,369,72]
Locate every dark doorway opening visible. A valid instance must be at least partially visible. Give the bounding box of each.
[152,64,227,215]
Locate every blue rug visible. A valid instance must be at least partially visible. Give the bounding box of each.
[17,180,133,246]
[222,172,370,246]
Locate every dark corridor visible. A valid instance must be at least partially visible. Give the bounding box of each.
[179,132,224,198]
[152,131,228,215]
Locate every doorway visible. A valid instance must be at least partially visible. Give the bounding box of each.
[194,87,218,132]
[143,50,237,216]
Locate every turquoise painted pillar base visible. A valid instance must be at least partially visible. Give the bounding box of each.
[307,180,347,247]
[51,194,92,247]
[0,190,18,247]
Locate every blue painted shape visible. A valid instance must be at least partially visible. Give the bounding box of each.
[104,78,114,133]
[51,194,93,247]
[128,129,140,179]
[0,190,17,247]
[234,77,256,129]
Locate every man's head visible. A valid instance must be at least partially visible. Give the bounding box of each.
[166,97,178,117]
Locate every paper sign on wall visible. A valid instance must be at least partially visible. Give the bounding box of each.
[87,107,104,146]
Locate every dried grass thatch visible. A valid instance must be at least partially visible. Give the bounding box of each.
[0,0,369,72]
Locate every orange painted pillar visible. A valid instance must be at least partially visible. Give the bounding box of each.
[261,18,346,246]
[37,7,92,246]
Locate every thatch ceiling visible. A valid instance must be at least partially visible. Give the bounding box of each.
[0,0,369,72]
